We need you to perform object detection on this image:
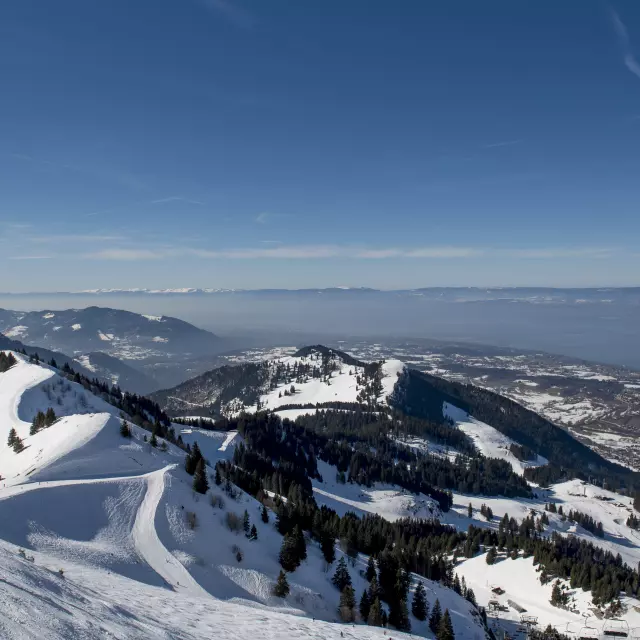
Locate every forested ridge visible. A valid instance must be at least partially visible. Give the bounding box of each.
[211,409,640,611]
[391,367,638,489]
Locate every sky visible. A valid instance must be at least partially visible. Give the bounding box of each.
[1,0,640,291]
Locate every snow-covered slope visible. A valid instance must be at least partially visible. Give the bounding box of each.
[153,346,407,418]
[443,401,547,476]
[0,352,482,640]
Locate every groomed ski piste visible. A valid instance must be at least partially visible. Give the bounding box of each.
[0,353,485,639]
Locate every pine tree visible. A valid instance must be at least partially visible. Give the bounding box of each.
[45,407,56,426]
[185,442,202,475]
[339,585,356,622]
[249,524,258,540]
[243,510,251,537]
[7,427,17,447]
[389,597,411,632]
[437,609,455,640]
[468,502,473,518]
[453,573,462,594]
[412,581,428,621]
[12,434,25,453]
[367,597,383,626]
[261,504,269,523]
[365,556,377,582]
[320,530,335,565]
[192,458,209,494]
[359,589,371,621]
[273,570,290,597]
[215,465,222,485]
[292,525,306,562]
[150,432,158,447]
[429,598,442,633]
[120,421,131,438]
[465,587,477,607]
[486,546,497,565]
[279,531,300,572]
[332,556,351,591]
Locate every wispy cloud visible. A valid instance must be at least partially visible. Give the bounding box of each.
[83,244,614,262]
[506,247,614,259]
[8,255,52,260]
[610,9,640,80]
[198,0,255,29]
[30,234,126,244]
[483,139,523,149]
[150,196,204,205]
[255,212,271,224]
[8,152,147,191]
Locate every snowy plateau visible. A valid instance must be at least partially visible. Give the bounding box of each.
[2,348,640,639]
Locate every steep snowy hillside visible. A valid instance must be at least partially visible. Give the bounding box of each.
[152,345,406,418]
[0,352,483,640]
[443,402,548,476]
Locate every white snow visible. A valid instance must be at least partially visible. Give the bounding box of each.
[98,331,114,341]
[253,353,405,413]
[143,315,163,322]
[4,325,28,339]
[152,336,169,343]
[71,323,82,331]
[443,402,547,475]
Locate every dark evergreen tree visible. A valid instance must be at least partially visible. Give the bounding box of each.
[365,556,377,582]
[339,585,356,622]
[261,504,269,523]
[7,427,17,447]
[486,546,497,565]
[215,465,222,485]
[185,442,202,475]
[192,458,209,494]
[437,609,455,640]
[150,432,158,447]
[279,531,301,572]
[249,524,258,540]
[120,421,131,438]
[359,589,371,622]
[243,510,251,537]
[412,581,428,621]
[332,556,352,591]
[292,525,307,562]
[389,597,411,632]
[367,597,383,626]
[273,570,290,597]
[429,598,442,633]
[320,530,335,565]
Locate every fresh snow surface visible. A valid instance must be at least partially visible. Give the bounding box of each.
[312,461,440,522]
[71,323,81,330]
[443,402,548,475]
[254,354,405,412]
[0,354,486,639]
[143,314,163,322]
[457,552,640,638]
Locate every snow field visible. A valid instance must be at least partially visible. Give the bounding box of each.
[443,401,548,476]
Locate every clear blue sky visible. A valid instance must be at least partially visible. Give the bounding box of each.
[1,0,640,291]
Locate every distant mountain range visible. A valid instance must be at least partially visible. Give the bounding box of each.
[3,287,640,304]
[0,306,229,392]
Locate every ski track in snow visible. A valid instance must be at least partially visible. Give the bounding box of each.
[132,465,210,598]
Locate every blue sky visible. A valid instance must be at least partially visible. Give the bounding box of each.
[1,0,640,291]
